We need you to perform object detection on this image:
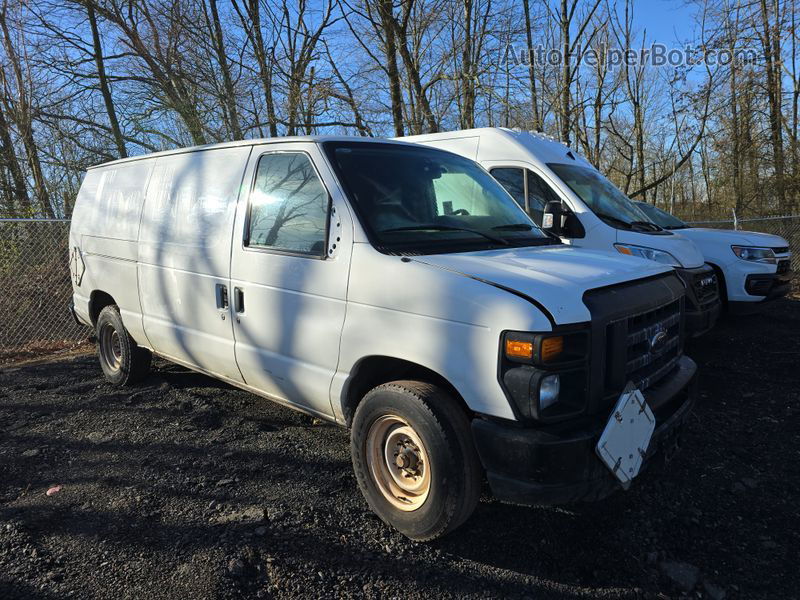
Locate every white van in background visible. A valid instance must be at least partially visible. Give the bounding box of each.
[402,128,722,336]
[69,136,697,540]
[634,202,793,314]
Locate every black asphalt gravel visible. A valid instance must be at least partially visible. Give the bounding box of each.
[1,299,798,599]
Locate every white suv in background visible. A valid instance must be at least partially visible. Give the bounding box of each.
[635,202,793,314]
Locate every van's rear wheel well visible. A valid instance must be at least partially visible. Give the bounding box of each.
[342,356,471,427]
[89,291,117,326]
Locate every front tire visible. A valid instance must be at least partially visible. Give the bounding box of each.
[350,380,481,541]
[96,305,151,386]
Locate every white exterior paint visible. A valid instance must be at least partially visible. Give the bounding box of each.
[69,136,673,424]
[401,127,707,269]
[671,227,790,303]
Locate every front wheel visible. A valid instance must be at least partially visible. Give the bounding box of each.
[350,380,481,541]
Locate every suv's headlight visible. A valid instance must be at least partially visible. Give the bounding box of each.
[614,243,682,267]
[731,245,776,264]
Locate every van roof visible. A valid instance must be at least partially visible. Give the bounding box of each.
[87,135,420,170]
[400,127,592,167]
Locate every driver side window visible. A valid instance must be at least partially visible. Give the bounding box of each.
[526,171,561,226]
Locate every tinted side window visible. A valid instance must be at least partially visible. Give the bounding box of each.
[248,153,328,255]
[490,167,525,209]
[526,171,560,226]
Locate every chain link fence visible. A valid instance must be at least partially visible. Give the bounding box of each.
[0,219,90,364]
[0,214,798,363]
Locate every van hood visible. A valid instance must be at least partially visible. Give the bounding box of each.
[615,229,705,268]
[677,227,788,249]
[413,244,672,324]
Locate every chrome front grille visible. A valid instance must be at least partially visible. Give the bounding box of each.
[612,299,682,391]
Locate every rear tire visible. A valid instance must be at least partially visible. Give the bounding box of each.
[96,305,151,386]
[350,380,481,541]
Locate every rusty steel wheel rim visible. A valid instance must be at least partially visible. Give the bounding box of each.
[99,322,122,373]
[366,414,431,511]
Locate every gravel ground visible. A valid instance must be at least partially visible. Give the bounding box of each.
[1,299,798,599]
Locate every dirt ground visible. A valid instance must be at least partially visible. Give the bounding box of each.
[1,299,798,599]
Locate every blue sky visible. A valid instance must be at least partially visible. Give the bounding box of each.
[635,0,697,45]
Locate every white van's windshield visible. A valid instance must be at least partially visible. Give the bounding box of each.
[324,141,554,254]
[634,201,689,230]
[548,163,662,232]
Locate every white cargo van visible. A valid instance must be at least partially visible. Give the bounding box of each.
[633,202,793,313]
[69,137,697,540]
[402,128,722,336]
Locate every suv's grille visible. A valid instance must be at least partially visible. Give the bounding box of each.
[692,271,719,307]
[612,299,682,391]
[772,246,790,255]
[777,259,791,275]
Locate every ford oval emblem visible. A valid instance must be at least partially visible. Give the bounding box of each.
[649,330,668,354]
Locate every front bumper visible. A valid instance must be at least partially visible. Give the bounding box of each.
[675,265,721,337]
[729,260,793,313]
[472,355,697,506]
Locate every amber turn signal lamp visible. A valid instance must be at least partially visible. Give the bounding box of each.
[541,336,564,362]
[505,339,533,360]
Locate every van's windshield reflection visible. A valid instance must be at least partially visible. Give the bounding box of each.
[323,141,554,254]
[548,163,662,232]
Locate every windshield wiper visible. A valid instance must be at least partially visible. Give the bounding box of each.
[491,223,534,231]
[629,220,663,232]
[595,212,662,232]
[493,222,562,243]
[380,224,511,246]
[595,212,633,229]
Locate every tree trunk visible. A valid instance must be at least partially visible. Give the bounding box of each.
[522,0,541,130]
[759,0,786,209]
[0,2,52,217]
[460,0,475,129]
[206,0,243,140]
[560,0,571,143]
[378,0,405,137]
[0,102,29,212]
[87,4,126,158]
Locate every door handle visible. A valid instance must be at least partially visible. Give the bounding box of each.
[216,284,229,310]
[234,287,245,313]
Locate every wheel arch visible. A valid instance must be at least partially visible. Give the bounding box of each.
[88,290,117,326]
[340,355,472,427]
[706,262,728,306]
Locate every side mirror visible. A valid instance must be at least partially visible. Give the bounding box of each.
[542,201,565,234]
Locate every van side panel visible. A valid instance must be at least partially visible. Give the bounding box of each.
[137,147,250,382]
[331,244,546,422]
[69,162,152,344]
[229,142,354,419]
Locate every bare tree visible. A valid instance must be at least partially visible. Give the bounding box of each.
[0,0,52,216]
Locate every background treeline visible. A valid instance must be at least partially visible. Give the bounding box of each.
[1,0,799,220]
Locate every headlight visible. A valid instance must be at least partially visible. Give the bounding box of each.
[731,245,776,264]
[614,243,682,267]
[500,331,588,422]
[539,374,561,410]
